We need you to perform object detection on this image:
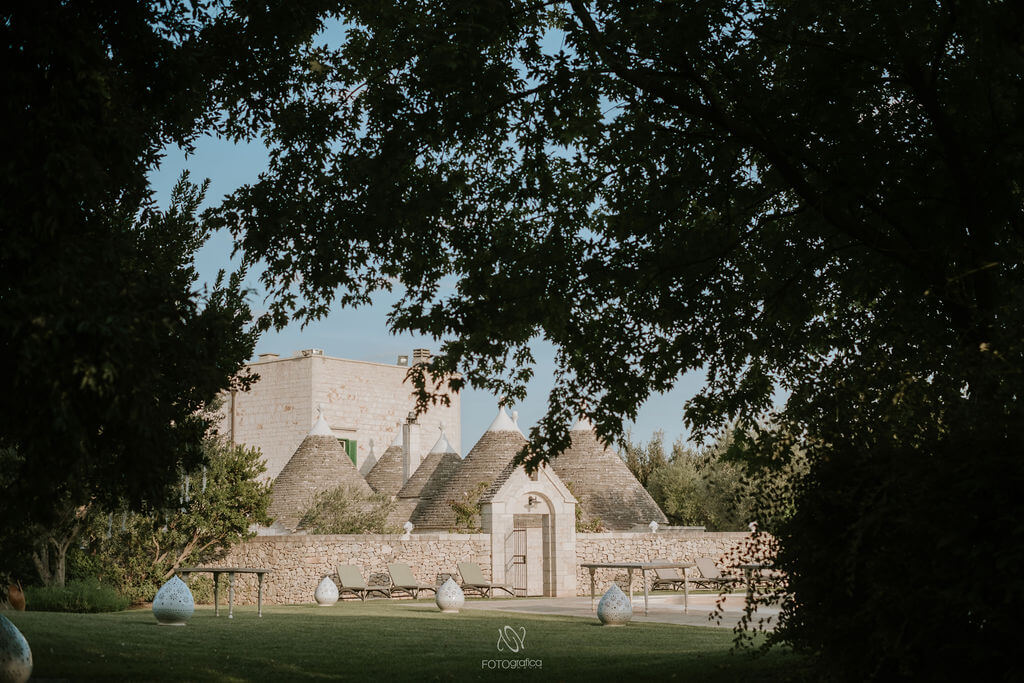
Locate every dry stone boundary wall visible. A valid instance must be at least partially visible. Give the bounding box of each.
[218,530,751,605]
[220,533,489,605]
[575,531,749,595]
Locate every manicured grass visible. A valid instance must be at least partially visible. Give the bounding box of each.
[6,601,808,681]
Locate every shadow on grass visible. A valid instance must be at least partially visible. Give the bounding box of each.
[4,603,810,681]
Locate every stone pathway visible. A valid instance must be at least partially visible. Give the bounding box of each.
[461,592,780,629]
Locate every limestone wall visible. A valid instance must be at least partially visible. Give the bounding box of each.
[218,533,489,605]
[312,355,461,476]
[214,530,753,604]
[220,355,313,481]
[215,352,462,481]
[575,531,751,595]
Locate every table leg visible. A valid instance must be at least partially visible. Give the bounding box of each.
[683,567,689,614]
[228,572,236,619]
[626,568,634,607]
[213,572,220,617]
[589,569,596,612]
[643,569,649,616]
[257,573,265,618]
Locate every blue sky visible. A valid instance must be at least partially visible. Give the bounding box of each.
[150,136,706,455]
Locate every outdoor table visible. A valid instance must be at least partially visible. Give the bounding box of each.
[177,567,271,618]
[580,561,695,616]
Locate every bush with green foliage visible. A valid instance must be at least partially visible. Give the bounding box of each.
[625,429,806,533]
[68,438,271,604]
[23,578,128,613]
[621,432,669,488]
[624,431,746,531]
[446,481,492,533]
[298,485,397,534]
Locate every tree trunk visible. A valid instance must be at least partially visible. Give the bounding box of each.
[31,542,53,586]
[32,521,81,587]
[52,535,72,588]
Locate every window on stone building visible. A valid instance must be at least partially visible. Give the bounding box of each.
[337,438,357,466]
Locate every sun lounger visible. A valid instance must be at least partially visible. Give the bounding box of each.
[387,562,437,599]
[693,557,743,592]
[457,562,514,598]
[650,558,688,591]
[336,564,391,600]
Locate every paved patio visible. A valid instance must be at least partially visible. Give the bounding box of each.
[461,591,781,628]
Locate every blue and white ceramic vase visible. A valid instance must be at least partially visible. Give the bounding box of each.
[0,614,32,683]
[435,577,465,613]
[597,583,632,626]
[152,575,195,625]
[315,576,339,606]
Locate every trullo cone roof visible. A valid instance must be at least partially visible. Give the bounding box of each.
[412,407,525,529]
[365,426,405,496]
[388,429,462,526]
[267,413,374,532]
[548,417,667,530]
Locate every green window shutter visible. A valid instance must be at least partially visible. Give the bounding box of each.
[346,439,357,466]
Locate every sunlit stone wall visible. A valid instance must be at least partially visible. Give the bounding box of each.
[218,533,489,605]
[575,531,751,594]
[215,530,752,605]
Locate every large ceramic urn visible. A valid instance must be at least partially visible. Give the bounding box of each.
[0,614,32,683]
[152,575,195,626]
[435,577,465,613]
[597,583,632,626]
[315,576,339,606]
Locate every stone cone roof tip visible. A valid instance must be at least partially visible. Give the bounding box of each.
[429,429,456,455]
[486,405,521,434]
[570,415,595,432]
[387,433,462,527]
[550,423,667,530]
[365,443,404,497]
[268,430,374,533]
[358,440,378,476]
[412,414,527,529]
[308,413,334,436]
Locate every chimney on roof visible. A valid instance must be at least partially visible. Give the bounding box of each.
[257,353,279,361]
[397,354,409,366]
[412,348,431,365]
[297,348,324,357]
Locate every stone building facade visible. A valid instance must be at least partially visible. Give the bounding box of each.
[216,349,460,481]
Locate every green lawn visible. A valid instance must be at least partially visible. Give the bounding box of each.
[5,601,808,681]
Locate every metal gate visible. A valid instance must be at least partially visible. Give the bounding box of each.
[505,528,528,596]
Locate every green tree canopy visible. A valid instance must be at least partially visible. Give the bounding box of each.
[71,438,272,603]
[8,2,1024,677]
[1,2,335,528]
[216,0,1022,461]
[205,2,1023,678]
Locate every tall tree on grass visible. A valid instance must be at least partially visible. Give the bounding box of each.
[212,2,1024,678]
[73,438,271,602]
[0,1,335,531]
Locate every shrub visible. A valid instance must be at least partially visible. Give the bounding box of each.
[68,438,271,604]
[447,481,491,532]
[299,485,397,534]
[24,578,128,613]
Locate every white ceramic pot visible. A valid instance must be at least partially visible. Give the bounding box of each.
[0,615,32,683]
[435,577,465,613]
[152,575,195,626]
[314,576,339,606]
[597,583,632,626]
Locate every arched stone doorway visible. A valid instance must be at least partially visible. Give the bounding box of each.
[480,465,577,597]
